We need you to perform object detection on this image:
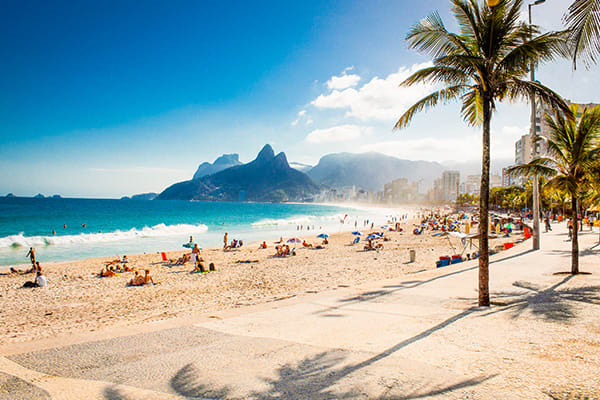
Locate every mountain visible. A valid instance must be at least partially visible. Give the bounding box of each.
[5,193,16,198]
[51,194,62,199]
[121,192,158,201]
[289,162,313,172]
[33,193,45,199]
[307,152,444,192]
[157,145,321,202]
[193,154,242,179]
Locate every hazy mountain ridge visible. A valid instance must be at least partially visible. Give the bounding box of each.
[307,152,445,192]
[157,145,321,202]
[121,192,158,201]
[193,154,242,179]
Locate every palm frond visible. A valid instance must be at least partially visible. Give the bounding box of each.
[503,78,573,120]
[507,158,557,178]
[401,66,470,87]
[564,0,600,69]
[394,85,467,130]
[406,12,472,58]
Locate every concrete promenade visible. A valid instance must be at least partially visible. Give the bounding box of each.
[1,222,599,399]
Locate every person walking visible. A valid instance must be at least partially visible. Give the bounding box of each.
[26,247,36,266]
[544,216,552,232]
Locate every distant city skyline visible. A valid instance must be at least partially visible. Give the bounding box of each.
[1,0,598,197]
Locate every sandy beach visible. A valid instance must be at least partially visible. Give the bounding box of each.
[0,216,520,346]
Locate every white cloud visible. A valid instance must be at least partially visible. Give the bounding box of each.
[312,62,435,122]
[356,124,528,162]
[291,110,309,126]
[305,125,373,144]
[326,73,361,90]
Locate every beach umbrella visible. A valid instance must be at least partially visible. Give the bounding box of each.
[317,233,329,238]
[380,225,389,229]
[352,231,362,236]
[366,234,380,240]
[287,238,302,243]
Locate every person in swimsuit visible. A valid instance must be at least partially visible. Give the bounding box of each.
[26,248,36,266]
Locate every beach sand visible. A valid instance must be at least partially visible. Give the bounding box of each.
[0,223,517,346]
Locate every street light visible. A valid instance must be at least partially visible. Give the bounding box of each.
[529,0,545,251]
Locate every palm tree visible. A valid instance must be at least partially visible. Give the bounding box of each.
[509,104,600,274]
[395,0,570,306]
[564,0,600,68]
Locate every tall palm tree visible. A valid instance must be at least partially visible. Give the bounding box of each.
[509,104,600,274]
[564,0,600,68]
[395,0,570,306]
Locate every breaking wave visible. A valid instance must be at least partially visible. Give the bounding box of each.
[251,214,345,227]
[0,223,208,248]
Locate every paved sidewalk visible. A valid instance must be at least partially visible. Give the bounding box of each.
[2,223,599,399]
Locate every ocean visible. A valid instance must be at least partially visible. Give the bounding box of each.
[0,198,402,267]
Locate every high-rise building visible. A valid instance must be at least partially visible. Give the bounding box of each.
[441,170,460,202]
[517,100,600,166]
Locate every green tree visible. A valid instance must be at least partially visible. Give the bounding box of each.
[564,0,600,68]
[394,0,570,306]
[509,104,600,274]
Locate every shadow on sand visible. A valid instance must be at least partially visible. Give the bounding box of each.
[103,348,494,400]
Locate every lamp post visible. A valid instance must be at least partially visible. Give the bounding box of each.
[529,0,545,251]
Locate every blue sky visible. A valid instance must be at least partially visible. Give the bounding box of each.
[1,0,598,197]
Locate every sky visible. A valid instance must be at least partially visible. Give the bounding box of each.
[1,0,598,198]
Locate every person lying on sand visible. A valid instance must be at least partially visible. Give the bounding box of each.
[99,266,116,278]
[322,238,329,245]
[175,253,190,265]
[259,241,267,249]
[302,240,313,248]
[11,262,39,275]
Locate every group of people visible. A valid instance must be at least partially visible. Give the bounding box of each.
[223,233,243,251]
[9,247,48,288]
[97,254,157,286]
[274,244,295,257]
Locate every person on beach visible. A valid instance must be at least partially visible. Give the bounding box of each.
[260,241,267,249]
[223,233,228,250]
[544,216,552,232]
[23,271,47,288]
[189,236,194,244]
[99,266,116,278]
[26,247,36,266]
[128,270,155,286]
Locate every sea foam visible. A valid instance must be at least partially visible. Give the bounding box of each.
[251,214,345,227]
[0,223,208,248]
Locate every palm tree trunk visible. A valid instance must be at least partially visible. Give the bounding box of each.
[571,194,579,274]
[478,96,491,307]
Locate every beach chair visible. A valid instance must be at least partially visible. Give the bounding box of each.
[352,237,360,245]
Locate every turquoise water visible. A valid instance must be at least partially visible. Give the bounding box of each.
[0,198,395,266]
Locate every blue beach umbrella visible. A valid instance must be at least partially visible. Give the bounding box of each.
[366,234,380,240]
[317,233,329,238]
[287,238,302,243]
[352,231,362,236]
